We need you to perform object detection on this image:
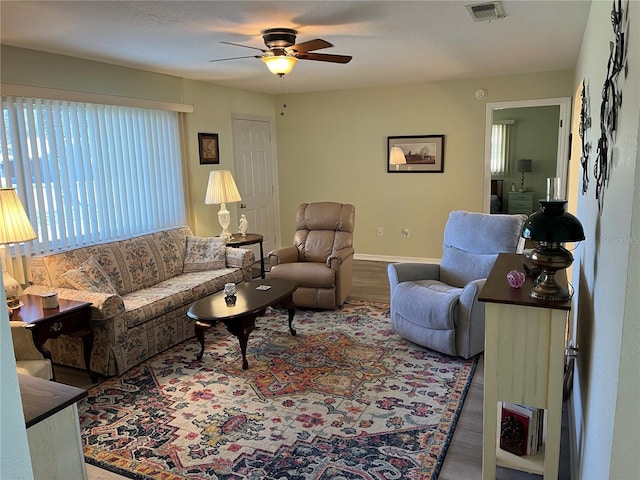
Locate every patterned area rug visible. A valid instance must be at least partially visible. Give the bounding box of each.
[80,300,478,479]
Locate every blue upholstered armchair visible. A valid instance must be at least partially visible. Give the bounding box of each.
[388,211,527,358]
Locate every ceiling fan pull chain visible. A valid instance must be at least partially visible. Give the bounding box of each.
[280,74,287,116]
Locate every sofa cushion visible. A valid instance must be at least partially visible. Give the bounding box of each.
[61,256,118,294]
[183,236,227,272]
[122,267,242,329]
[393,280,462,330]
[270,262,335,288]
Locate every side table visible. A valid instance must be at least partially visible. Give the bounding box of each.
[20,373,88,479]
[11,294,96,383]
[227,233,265,279]
[479,253,570,479]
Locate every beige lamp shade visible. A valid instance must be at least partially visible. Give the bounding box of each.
[0,188,37,244]
[261,55,298,75]
[205,170,242,205]
[389,147,407,166]
[205,171,242,239]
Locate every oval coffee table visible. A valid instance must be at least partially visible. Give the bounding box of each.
[187,278,297,370]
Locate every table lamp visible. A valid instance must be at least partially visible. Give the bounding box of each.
[0,188,37,308]
[516,158,532,191]
[389,147,407,171]
[204,170,242,239]
[521,198,585,301]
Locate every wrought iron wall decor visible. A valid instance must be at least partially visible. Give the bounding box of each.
[579,79,592,194]
[594,0,628,209]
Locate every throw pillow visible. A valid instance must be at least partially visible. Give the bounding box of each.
[61,256,118,294]
[183,236,227,272]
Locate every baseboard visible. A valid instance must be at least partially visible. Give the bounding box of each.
[354,253,441,264]
[568,361,583,480]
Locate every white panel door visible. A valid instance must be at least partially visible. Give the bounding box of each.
[232,118,277,260]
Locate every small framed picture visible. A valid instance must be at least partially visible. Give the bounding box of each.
[198,133,219,165]
[387,135,445,173]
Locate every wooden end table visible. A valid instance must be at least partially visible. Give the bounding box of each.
[11,294,97,383]
[187,278,297,370]
[226,233,265,279]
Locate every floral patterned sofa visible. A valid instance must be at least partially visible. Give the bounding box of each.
[23,227,255,377]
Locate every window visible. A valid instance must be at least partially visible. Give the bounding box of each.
[1,96,186,259]
[490,123,511,175]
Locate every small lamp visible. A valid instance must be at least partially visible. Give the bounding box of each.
[516,158,532,191]
[389,147,407,170]
[0,188,37,308]
[205,170,242,239]
[521,199,585,301]
[261,55,298,76]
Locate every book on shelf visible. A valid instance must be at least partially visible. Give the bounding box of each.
[499,402,544,456]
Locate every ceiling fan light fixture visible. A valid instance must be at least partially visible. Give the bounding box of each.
[261,55,297,75]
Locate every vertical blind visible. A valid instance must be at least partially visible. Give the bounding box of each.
[0,96,186,280]
[490,123,511,175]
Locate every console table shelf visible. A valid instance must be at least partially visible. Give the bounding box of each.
[479,253,570,479]
[19,374,88,479]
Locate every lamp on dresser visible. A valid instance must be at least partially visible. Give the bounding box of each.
[515,158,532,191]
[205,170,242,240]
[0,188,37,309]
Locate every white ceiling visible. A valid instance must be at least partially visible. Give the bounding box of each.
[0,0,591,95]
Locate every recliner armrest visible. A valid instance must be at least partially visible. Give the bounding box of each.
[387,262,441,295]
[268,245,299,267]
[327,247,354,269]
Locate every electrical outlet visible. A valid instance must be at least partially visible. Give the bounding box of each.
[377,227,384,237]
[402,228,410,238]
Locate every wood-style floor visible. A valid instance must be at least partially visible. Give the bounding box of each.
[59,259,570,479]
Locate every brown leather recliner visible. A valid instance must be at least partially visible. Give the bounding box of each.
[268,202,355,309]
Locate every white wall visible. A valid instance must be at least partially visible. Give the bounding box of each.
[571,1,640,478]
[0,265,34,479]
[274,71,573,259]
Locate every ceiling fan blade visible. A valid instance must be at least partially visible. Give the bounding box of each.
[209,55,262,63]
[297,52,352,64]
[220,41,268,53]
[289,39,333,53]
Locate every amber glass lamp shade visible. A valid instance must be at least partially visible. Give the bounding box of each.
[521,200,585,301]
[261,55,297,75]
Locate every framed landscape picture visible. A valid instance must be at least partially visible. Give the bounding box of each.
[387,135,445,173]
[198,133,219,165]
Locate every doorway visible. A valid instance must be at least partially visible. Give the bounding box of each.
[232,116,279,261]
[483,98,572,213]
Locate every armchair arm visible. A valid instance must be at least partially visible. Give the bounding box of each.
[225,247,255,268]
[23,284,125,321]
[10,321,45,361]
[268,246,299,268]
[225,247,256,282]
[456,278,487,358]
[327,247,354,269]
[387,262,441,294]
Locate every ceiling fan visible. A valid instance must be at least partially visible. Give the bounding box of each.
[210,28,352,76]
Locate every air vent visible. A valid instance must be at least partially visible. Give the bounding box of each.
[466,1,506,21]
